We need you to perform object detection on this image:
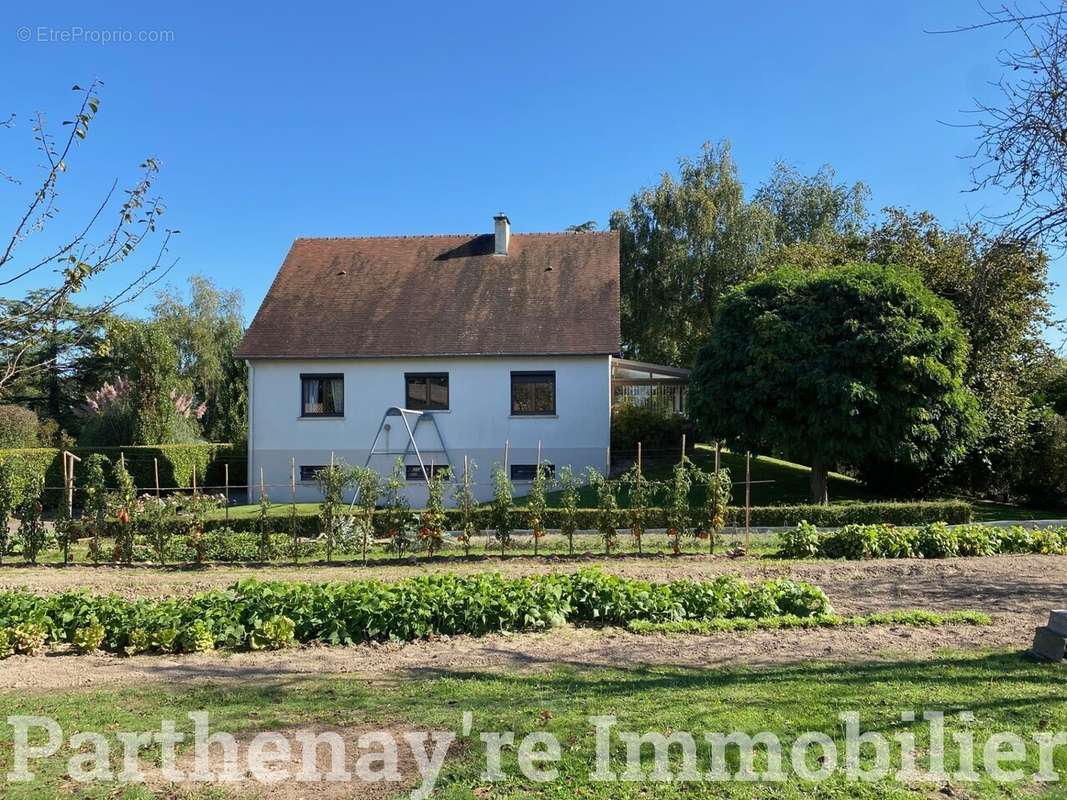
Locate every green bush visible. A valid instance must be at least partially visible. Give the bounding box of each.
[0,569,832,657]
[0,406,38,449]
[0,444,245,508]
[776,521,1067,560]
[611,403,692,454]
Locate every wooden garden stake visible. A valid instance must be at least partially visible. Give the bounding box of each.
[224,463,230,521]
[290,457,298,564]
[154,458,160,497]
[260,467,266,498]
[637,441,642,472]
[681,433,686,460]
[503,439,510,470]
[744,452,752,550]
[714,442,721,474]
[536,440,541,468]
[191,468,197,497]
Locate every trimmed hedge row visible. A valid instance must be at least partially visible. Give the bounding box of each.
[0,444,246,506]
[0,569,832,657]
[197,500,972,536]
[778,521,1067,560]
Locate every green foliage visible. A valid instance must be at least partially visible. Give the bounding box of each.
[665,458,692,553]
[610,403,690,454]
[256,484,273,560]
[690,264,982,501]
[451,460,478,557]
[111,458,137,563]
[0,461,21,563]
[775,521,1067,560]
[106,320,187,445]
[15,475,47,564]
[554,465,581,555]
[72,623,106,653]
[137,495,178,566]
[526,463,549,555]
[0,405,38,448]
[585,468,618,553]
[351,465,382,564]
[627,608,992,635]
[249,615,296,651]
[420,467,447,557]
[382,459,415,557]
[693,463,731,552]
[316,462,352,562]
[82,454,109,563]
[0,570,833,658]
[621,462,649,552]
[490,465,514,555]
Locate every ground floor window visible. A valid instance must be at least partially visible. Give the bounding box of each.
[511,371,556,415]
[300,374,344,416]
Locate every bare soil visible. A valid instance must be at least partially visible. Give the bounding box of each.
[0,554,1060,691]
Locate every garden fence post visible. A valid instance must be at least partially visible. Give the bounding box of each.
[637,442,642,472]
[154,458,160,497]
[503,439,510,471]
[714,442,720,474]
[192,468,197,497]
[260,467,265,500]
[745,452,751,550]
[291,457,298,564]
[681,434,686,460]
[224,463,230,521]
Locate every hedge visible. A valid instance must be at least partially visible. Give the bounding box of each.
[778,521,1067,560]
[195,500,970,537]
[0,569,833,657]
[0,444,246,507]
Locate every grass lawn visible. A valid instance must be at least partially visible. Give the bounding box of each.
[1,651,1064,798]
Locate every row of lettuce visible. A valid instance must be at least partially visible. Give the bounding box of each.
[0,570,832,658]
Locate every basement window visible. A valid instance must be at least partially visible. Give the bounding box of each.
[301,374,344,417]
[299,465,327,482]
[510,464,555,481]
[405,464,452,481]
[511,371,556,415]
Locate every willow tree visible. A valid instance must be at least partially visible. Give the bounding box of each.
[689,264,982,503]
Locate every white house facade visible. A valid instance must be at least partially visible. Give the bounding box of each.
[238,215,622,503]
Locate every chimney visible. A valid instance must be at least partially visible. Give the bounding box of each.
[493,213,510,256]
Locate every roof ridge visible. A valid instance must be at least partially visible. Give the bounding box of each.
[293,231,613,242]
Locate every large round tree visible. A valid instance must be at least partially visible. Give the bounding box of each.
[689,264,981,503]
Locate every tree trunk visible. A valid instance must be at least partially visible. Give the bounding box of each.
[810,460,829,505]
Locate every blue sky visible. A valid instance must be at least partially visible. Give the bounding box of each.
[1,1,1058,333]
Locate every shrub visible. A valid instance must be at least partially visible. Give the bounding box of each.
[822,524,883,560]
[611,403,691,455]
[554,465,581,555]
[73,623,106,653]
[0,406,37,449]
[15,475,47,564]
[490,465,513,556]
[914,522,959,559]
[779,521,821,558]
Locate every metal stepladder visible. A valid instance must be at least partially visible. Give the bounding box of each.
[361,406,452,485]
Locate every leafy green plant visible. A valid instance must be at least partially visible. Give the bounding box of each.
[12,622,47,655]
[316,462,352,563]
[587,468,618,554]
[0,461,21,565]
[382,459,415,557]
[249,615,296,650]
[419,467,448,557]
[82,454,109,564]
[778,521,822,558]
[555,465,580,555]
[621,462,649,554]
[138,495,178,566]
[527,463,549,556]
[256,484,273,560]
[73,623,106,653]
[351,465,382,565]
[490,465,513,557]
[15,475,47,564]
[666,458,692,554]
[111,458,137,563]
[914,522,959,559]
[451,460,478,557]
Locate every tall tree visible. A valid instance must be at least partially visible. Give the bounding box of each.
[689,264,981,502]
[0,82,176,392]
[610,142,773,366]
[151,275,246,441]
[867,208,1057,494]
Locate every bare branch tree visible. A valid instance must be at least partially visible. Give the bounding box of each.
[956,3,1067,246]
[0,82,179,392]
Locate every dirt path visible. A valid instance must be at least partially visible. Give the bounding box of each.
[0,554,1060,691]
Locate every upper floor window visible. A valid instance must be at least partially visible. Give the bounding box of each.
[405,372,449,410]
[301,374,344,417]
[511,371,556,415]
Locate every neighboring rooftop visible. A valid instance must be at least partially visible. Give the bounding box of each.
[237,221,620,359]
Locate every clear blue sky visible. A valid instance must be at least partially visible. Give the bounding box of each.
[2,1,1060,334]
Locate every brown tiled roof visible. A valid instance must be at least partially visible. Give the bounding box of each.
[237,231,621,358]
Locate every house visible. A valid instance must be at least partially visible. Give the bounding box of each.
[237,214,686,503]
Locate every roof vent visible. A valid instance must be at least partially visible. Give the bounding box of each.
[493,213,510,256]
